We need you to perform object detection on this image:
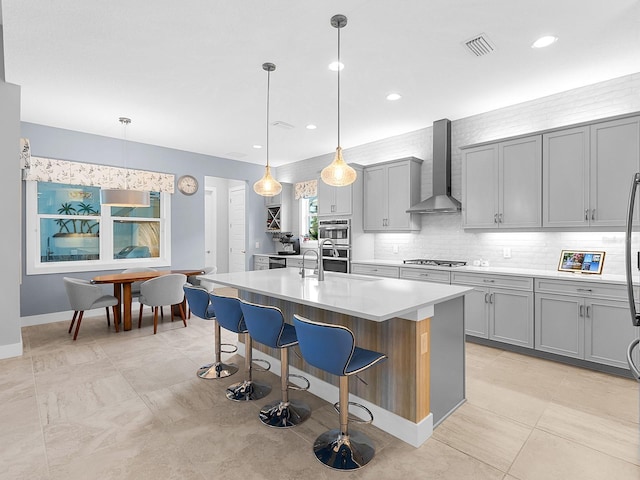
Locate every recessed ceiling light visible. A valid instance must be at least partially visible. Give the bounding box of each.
[306,124,317,130]
[386,93,402,101]
[531,35,558,49]
[252,144,262,149]
[328,61,344,71]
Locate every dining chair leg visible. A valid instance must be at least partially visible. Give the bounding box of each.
[68,311,79,334]
[177,303,187,327]
[138,304,144,328]
[112,306,119,333]
[153,306,159,334]
[72,311,84,341]
[105,307,111,327]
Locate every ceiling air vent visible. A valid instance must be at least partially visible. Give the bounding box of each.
[463,33,496,57]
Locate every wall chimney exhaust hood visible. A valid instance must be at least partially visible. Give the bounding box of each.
[407,118,461,214]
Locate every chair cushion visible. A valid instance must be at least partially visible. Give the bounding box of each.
[345,346,387,376]
[91,295,119,309]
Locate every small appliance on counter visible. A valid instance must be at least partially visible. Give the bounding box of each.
[403,259,467,267]
[277,233,300,255]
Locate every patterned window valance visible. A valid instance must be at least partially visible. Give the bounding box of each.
[294,179,318,199]
[20,139,175,193]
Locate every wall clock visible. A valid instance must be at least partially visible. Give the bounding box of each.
[177,175,199,195]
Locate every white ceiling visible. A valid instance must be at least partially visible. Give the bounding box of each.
[2,1,640,166]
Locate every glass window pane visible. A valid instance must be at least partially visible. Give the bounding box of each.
[113,220,160,259]
[110,192,160,219]
[37,183,101,216]
[40,218,100,263]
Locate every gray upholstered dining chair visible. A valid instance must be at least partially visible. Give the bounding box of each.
[63,277,119,340]
[138,273,188,334]
[121,267,158,297]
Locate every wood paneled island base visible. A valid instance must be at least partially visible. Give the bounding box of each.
[199,269,470,447]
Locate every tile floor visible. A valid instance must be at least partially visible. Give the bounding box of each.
[1,299,639,479]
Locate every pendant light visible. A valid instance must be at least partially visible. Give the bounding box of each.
[253,62,283,197]
[321,14,357,187]
[101,117,150,207]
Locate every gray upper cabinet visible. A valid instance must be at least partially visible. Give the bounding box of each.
[462,135,541,228]
[363,157,422,232]
[543,116,640,227]
[317,180,352,216]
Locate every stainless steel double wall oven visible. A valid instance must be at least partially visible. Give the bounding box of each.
[318,219,351,273]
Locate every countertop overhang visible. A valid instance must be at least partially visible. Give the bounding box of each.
[199,268,471,322]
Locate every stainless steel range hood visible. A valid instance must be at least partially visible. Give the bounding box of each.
[407,118,461,213]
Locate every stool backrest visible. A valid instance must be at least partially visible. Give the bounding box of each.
[183,284,214,320]
[239,300,286,349]
[293,314,355,377]
[210,294,246,333]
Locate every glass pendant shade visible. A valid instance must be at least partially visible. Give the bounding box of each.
[253,165,282,196]
[101,189,150,207]
[321,147,357,186]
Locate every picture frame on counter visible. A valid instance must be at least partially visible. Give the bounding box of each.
[558,250,605,274]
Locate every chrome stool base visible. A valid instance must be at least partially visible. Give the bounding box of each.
[197,361,239,379]
[225,380,271,401]
[313,429,375,470]
[259,399,311,428]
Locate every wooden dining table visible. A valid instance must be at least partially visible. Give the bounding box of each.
[92,269,204,331]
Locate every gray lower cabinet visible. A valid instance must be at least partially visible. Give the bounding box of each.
[534,279,637,369]
[451,272,534,348]
[254,255,269,271]
[399,267,450,284]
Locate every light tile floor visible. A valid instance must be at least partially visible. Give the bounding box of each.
[1,302,639,479]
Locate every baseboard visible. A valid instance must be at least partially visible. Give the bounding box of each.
[21,301,143,327]
[0,337,23,360]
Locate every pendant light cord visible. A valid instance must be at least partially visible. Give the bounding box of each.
[266,68,271,168]
[337,25,341,148]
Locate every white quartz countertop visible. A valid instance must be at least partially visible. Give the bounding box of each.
[352,259,629,285]
[199,268,472,322]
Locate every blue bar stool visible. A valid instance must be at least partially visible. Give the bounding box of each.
[210,293,271,401]
[293,314,387,471]
[240,300,311,428]
[183,285,239,379]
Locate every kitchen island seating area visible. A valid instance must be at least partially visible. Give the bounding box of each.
[210,293,272,402]
[183,284,239,379]
[239,300,311,429]
[293,313,388,470]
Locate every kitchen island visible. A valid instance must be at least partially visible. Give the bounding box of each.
[198,268,472,447]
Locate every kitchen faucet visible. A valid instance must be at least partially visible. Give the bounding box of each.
[318,238,338,281]
[300,249,319,278]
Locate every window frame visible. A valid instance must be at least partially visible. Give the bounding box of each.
[25,181,172,275]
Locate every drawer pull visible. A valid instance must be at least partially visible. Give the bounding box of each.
[420,273,429,277]
[483,279,495,283]
[576,288,593,293]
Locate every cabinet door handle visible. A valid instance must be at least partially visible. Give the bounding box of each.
[494,213,498,224]
[591,209,595,221]
[484,293,489,303]
[586,305,591,318]
[579,305,584,317]
[499,213,503,223]
[489,293,494,304]
[585,209,589,221]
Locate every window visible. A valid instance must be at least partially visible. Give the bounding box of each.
[26,181,171,274]
[299,195,318,241]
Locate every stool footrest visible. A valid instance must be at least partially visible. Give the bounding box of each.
[251,358,271,372]
[220,342,238,354]
[287,373,310,392]
[332,401,374,425]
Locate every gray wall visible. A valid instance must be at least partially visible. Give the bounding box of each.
[20,123,271,316]
[0,24,23,356]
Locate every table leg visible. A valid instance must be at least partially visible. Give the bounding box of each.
[112,283,122,328]
[122,283,133,331]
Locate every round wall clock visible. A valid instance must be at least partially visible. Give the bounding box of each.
[177,175,199,195]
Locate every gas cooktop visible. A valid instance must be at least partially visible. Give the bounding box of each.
[403,259,467,267]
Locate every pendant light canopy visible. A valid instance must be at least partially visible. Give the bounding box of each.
[101,117,150,207]
[321,14,357,188]
[253,62,283,197]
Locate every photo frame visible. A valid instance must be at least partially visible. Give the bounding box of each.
[558,250,605,274]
